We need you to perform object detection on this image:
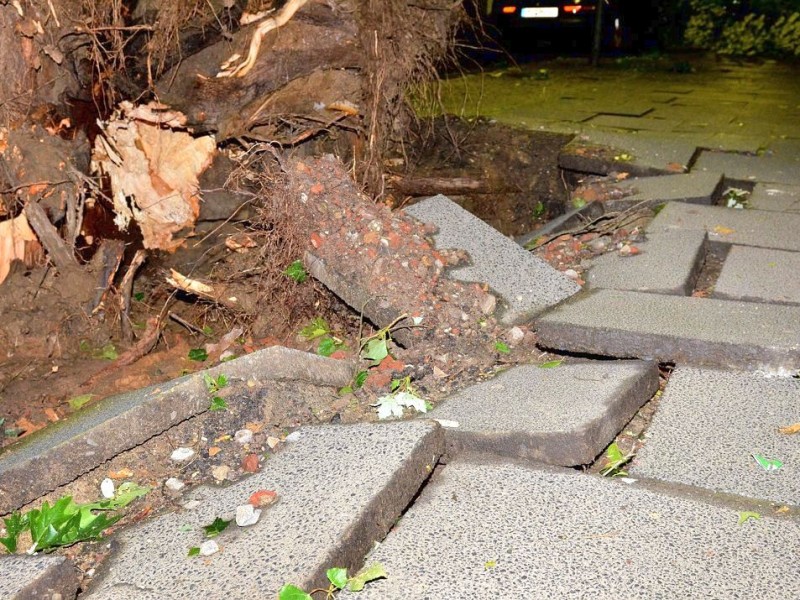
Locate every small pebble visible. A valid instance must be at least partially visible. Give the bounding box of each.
[235,504,262,527]
[507,326,525,344]
[285,431,301,442]
[170,447,195,462]
[100,478,115,499]
[234,429,254,445]
[212,465,231,482]
[563,268,580,281]
[165,477,185,492]
[199,540,219,556]
[183,500,201,510]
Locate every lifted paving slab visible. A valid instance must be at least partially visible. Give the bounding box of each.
[713,245,800,305]
[0,347,353,515]
[405,195,579,324]
[648,200,800,252]
[346,458,800,599]
[632,367,800,506]
[535,289,800,371]
[429,361,657,466]
[87,421,442,599]
[586,230,707,295]
[606,171,722,208]
[0,555,78,600]
[694,150,800,185]
[748,182,800,213]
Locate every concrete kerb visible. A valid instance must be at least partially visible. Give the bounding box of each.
[0,555,79,600]
[86,421,443,599]
[428,360,658,466]
[343,457,800,599]
[0,347,354,515]
[631,367,800,506]
[404,195,580,324]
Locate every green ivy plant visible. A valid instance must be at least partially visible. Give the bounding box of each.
[279,563,386,599]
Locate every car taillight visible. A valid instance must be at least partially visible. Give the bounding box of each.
[563,4,596,13]
[502,5,517,13]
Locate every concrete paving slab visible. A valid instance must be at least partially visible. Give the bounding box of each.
[429,361,657,466]
[694,150,800,185]
[0,555,78,600]
[404,195,580,324]
[345,458,800,599]
[585,230,708,295]
[749,183,800,213]
[648,201,800,252]
[559,131,699,176]
[586,114,680,133]
[0,347,353,514]
[713,245,800,305]
[632,367,800,506]
[535,289,800,371]
[606,171,722,209]
[86,421,443,599]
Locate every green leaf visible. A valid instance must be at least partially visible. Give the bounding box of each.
[179,524,193,533]
[188,348,208,362]
[346,562,387,592]
[327,567,349,590]
[187,546,201,557]
[494,341,510,354]
[209,396,228,411]
[338,385,353,395]
[533,201,546,219]
[354,370,368,389]
[299,317,330,340]
[572,197,587,209]
[202,325,214,336]
[738,511,761,525]
[600,442,634,477]
[484,559,497,570]
[68,394,93,411]
[362,338,389,365]
[96,343,118,361]
[283,260,308,283]
[202,517,231,538]
[317,336,339,357]
[3,427,23,438]
[1,512,28,553]
[133,292,145,302]
[538,359,563,369]
[277,584,313,600]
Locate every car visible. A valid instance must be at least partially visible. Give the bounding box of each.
[487,0,630,51]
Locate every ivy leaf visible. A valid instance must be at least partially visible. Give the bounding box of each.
[494,341,510,354]
[327,567,349,590]
[354,370,368,389]
[317,337,338,357]
[539,359,563,369]
[202,517,231,538]
[188,348,208,362]
[362,338,389,365]
[187,547,201,557]
[277,584,313,600]
[299,317,330,340]
[347,562,387,592]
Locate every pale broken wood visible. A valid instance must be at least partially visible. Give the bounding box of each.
[0,213,41,284]
[217,0,310,78]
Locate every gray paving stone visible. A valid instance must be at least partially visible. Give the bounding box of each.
[404,195,580,324]
[587,114,680,133]
[586,230,708,295]
[713,245,800,305]
[648,201,800,252]
[345,458,800,599]
[694,150,800,185]
[0,347,353,514]
[429,360,657,466]
[608,171,723,207]
[559,130,699,176]
[632,367,800,506]
[0,555,78,600]
[86,421,443,599]
[535,289,800,371]
[749,183,800,213]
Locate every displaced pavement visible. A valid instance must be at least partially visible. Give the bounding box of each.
[3,58,800,598]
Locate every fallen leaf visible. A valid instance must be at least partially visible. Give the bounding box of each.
[249,489,278,507]
[778,423,800,435]
[712,225,735,235]
[208,446,222,457]
[108,468,134,479]
[241,453,260,473]
[44,408,60,422]
[245,421,265,433]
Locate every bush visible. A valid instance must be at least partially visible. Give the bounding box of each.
[773,12,800,56]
